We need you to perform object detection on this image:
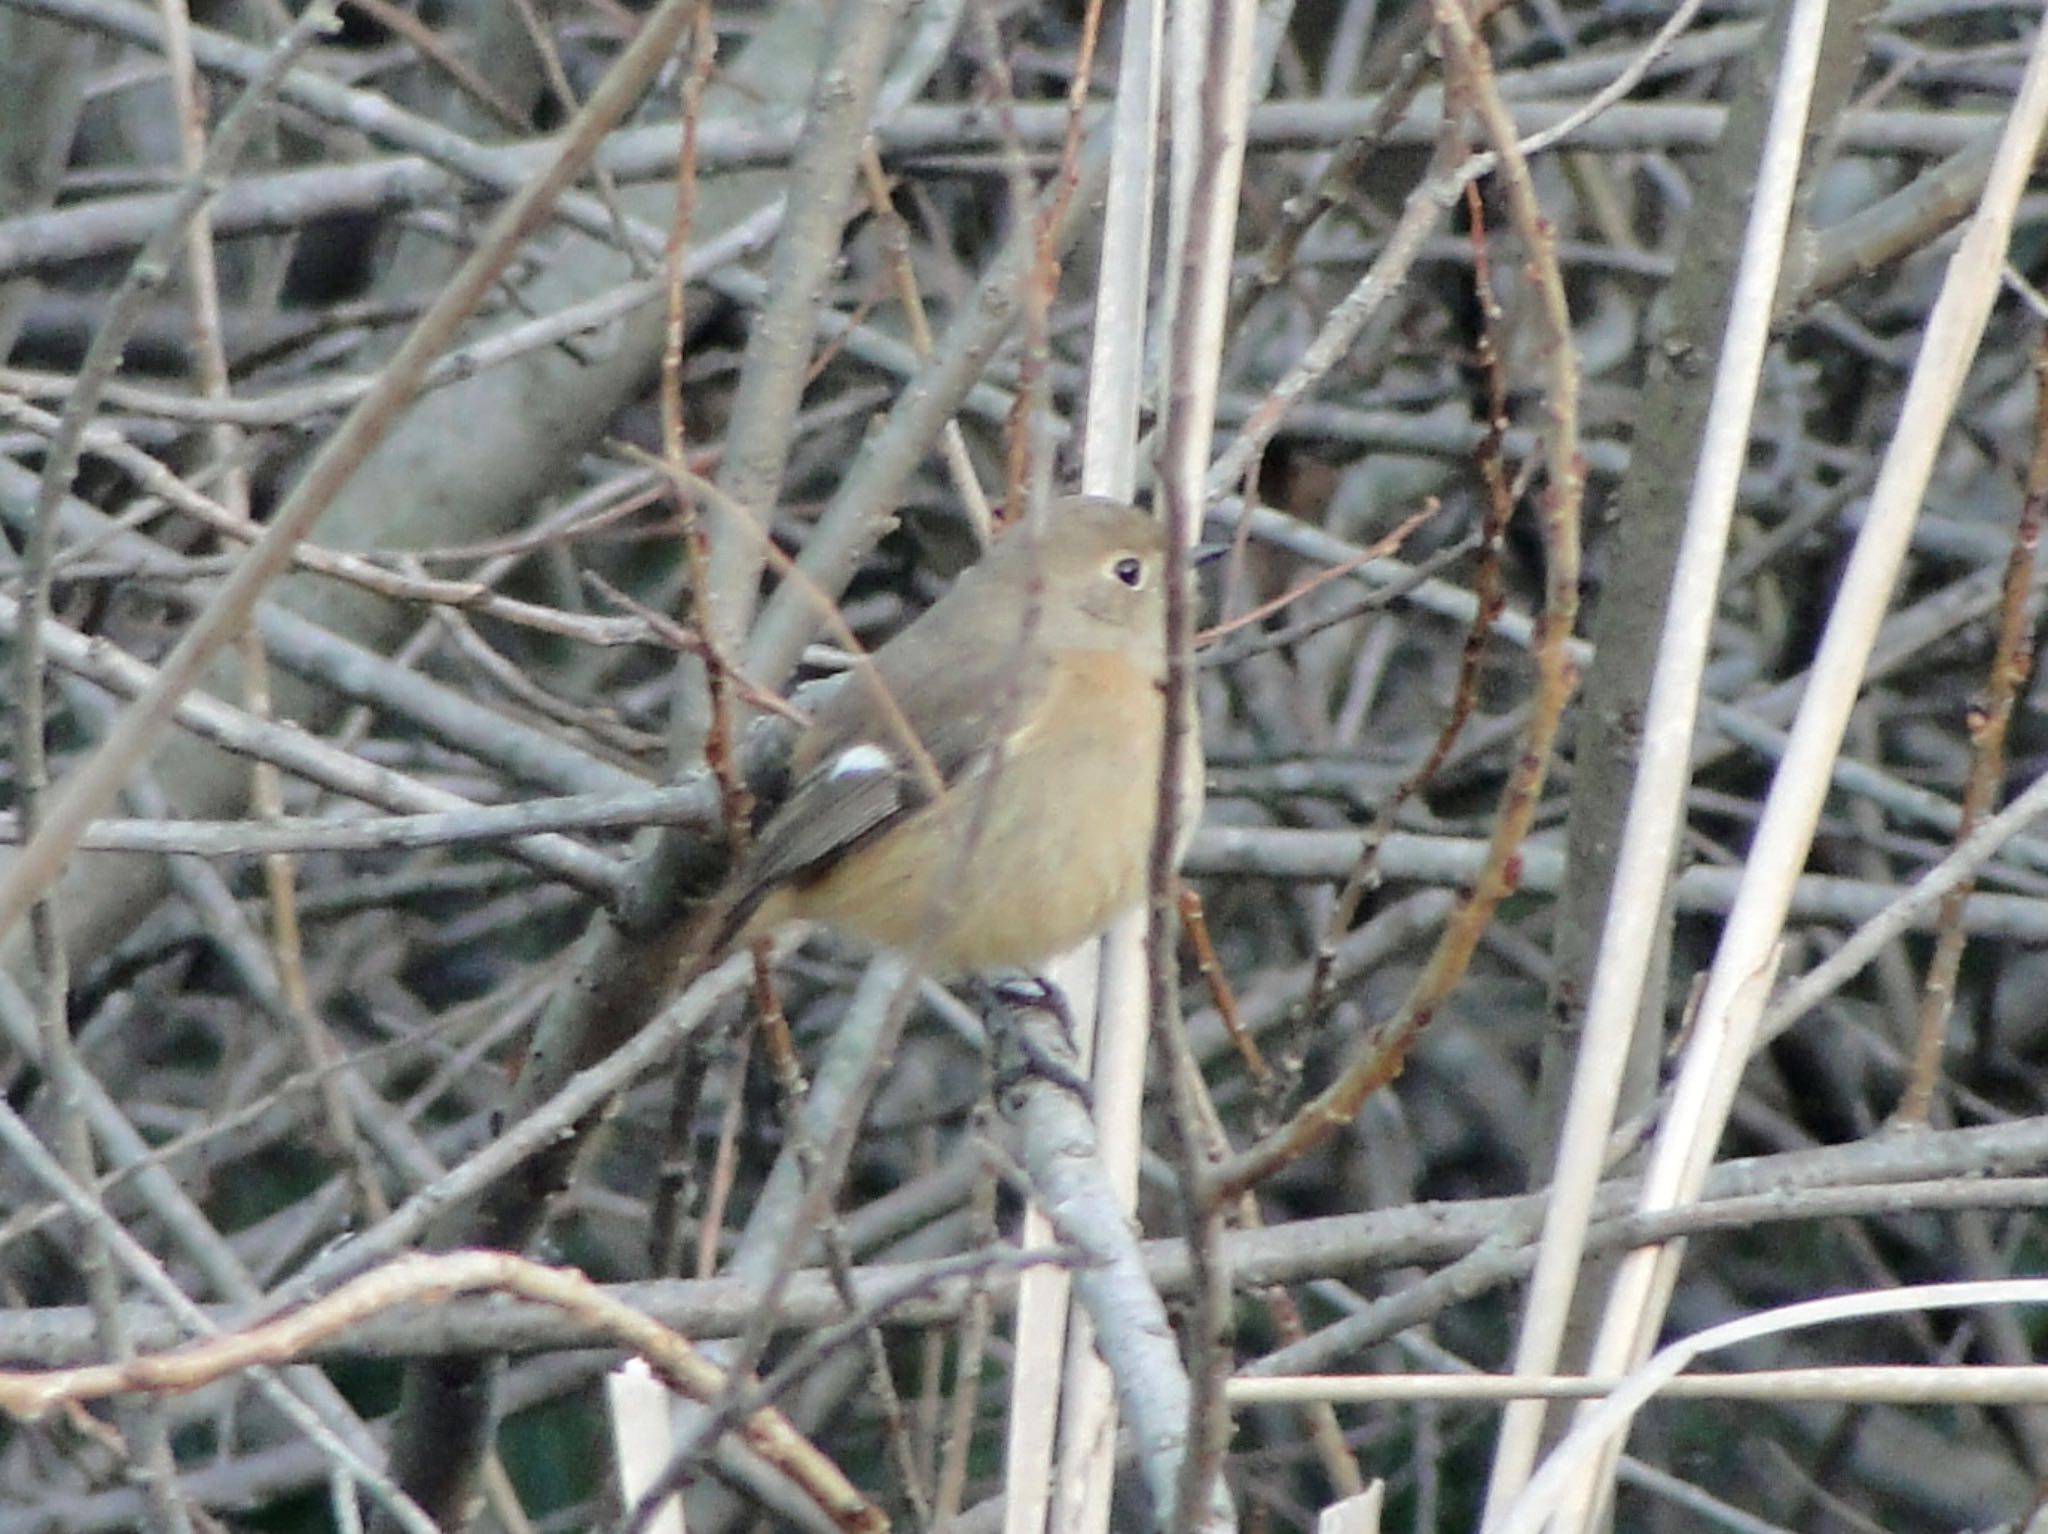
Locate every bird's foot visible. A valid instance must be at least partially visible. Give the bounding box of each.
[980,974,1093,1106]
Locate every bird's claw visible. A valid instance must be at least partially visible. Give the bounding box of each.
[982,975,1093,1106]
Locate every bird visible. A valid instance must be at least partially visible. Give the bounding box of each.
[694,494,1206,978]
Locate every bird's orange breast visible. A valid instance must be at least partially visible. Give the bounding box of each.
[758,648,1192,975]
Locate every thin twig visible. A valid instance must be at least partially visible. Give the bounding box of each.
[0,0,708,950]
[1894,335,2048,1124]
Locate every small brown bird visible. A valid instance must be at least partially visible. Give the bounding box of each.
[703,495,1205,976]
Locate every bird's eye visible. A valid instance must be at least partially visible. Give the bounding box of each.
[1111,555,1146,588]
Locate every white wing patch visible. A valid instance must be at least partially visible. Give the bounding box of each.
[827,742,894,779]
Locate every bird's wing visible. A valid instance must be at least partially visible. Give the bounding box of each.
[726,598,1054,902]
[726,735,916,898]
